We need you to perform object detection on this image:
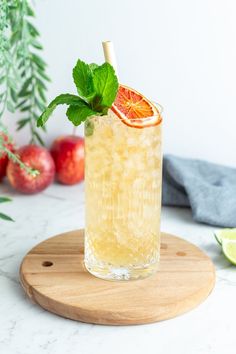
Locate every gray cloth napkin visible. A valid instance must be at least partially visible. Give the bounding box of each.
[162,154,236,227]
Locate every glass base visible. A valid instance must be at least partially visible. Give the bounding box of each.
[84,260,159,281]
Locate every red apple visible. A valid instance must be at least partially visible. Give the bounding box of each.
[0,133,14,182]
[7,145,55,194]
[51,135,84,185]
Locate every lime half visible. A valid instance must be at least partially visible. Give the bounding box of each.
[214,228,236,245]
[222,240,236,265]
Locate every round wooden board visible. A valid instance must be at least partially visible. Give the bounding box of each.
[20,230,215,325]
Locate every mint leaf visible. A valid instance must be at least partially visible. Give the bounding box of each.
[66,102,97,126]
[37,94,83,127]
[91,62,118,110]
[73,59,94,101]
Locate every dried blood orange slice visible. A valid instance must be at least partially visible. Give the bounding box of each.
[112,84,162,128]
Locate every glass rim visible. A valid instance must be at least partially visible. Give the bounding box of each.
[89,113,163,123]
[153,101,164,115]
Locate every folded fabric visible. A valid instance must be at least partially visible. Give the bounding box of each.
[162,154,236,227]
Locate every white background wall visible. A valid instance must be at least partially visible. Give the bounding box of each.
[6,0,236,167]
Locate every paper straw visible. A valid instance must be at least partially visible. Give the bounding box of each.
[102,41,118,77]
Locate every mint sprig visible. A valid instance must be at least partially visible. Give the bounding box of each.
[37,59,118,128]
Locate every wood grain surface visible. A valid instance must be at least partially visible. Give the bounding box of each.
[20,230,215,325]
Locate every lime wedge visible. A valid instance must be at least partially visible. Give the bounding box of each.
[214,228,236,245]
[222,240,236,265]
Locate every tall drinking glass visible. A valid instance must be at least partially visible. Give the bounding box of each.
[84,108,162,280]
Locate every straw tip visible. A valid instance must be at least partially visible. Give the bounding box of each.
[102,40,113,46]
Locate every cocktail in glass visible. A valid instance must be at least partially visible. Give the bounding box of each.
[35,45,163,281]
[84,107,162,280]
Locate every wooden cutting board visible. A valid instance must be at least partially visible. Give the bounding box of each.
[20,229,215,325]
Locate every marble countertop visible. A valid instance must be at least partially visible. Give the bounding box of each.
[0,182,235,354]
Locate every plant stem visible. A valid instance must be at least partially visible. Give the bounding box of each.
[0,133,39,176]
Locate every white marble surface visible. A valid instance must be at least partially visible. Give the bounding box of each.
[0,181,235,354]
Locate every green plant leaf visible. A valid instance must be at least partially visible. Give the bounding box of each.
[36,69,50,82]
[36,77,46,90]
[36,58,119,132]
[20,105,31,112]
[66,103,97,126]
[17,60,25,70]
[37,85,46,102]
[92,62,118,109]
[89,63,99,71]
[11,30,21,45]
[37,94,83,127]
[26,3,35,17]
[27,21,40,36]
[0,0,50,146]
[0,197,12,203]
[33,112,39,120]
[17,118,31,131]
[31,53,46,69]
[18,77,32,97]
[10,88,18,103]
[7,101,15,113]
[31,39,43,50]
[16,99,28,109]
[34,131,45,146]
[18,90,31,98]
[8,77,18,91]
[0,212,14,222]
[72,59,94,100]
